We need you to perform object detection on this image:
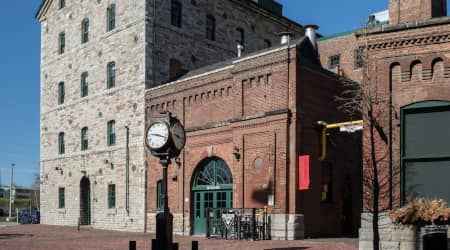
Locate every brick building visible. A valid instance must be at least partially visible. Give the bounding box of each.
[315,0,450,248]
[36,0,306,232]
[145,35,362,238]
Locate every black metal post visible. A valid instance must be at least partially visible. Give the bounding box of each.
[252,208,256,241]
[129,241,136,250]
[155,157,173,250]
[192,241,199,250]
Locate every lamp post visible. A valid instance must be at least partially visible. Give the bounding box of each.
[9,163,14,220]
[146,112,186,250]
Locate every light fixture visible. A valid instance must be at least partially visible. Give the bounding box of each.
[233,147,241,162]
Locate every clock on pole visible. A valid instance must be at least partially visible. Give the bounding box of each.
[145,112,186,250]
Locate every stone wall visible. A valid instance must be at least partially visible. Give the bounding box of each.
[146,0,305,86]
[39,0,147,232]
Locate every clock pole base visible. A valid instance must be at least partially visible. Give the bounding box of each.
[155,211,174,250]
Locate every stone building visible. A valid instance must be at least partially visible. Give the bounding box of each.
[145,35,362,238]
[315,0,450,248]
[36,0,306,232]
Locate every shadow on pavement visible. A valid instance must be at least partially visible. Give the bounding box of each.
[0,234,33,240]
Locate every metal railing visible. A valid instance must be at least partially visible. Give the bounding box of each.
[206,208,270,240]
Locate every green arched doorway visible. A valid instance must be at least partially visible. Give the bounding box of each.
[192,157,233,235]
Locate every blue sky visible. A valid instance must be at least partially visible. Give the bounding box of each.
[0,0,447,188]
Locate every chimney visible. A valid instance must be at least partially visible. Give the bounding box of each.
[305,25,319,50]
[237,43,244,57]
[279,32,293,45]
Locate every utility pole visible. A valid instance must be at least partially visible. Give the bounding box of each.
[9,163,14,220]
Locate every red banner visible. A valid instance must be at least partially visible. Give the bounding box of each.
[298,155,310,190]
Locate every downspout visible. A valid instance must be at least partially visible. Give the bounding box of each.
[285,36,291,241]
[152,0,157,86]
[125,125,130,215]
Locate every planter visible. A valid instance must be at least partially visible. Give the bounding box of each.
[421,226,448,250]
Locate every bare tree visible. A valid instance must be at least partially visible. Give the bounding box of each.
[335,42,400,250]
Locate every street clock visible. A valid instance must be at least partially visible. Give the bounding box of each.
[146,112,186,158]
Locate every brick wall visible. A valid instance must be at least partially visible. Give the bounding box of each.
[145,40,361,237]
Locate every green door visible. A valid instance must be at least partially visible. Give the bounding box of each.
[192,158,233,235]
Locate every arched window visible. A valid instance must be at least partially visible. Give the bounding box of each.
[410,60,422,81]
[81,72,89,97]
[107,4,116,31]
[401,101,450,204]
[390,63,401,83]
[107,120,116,146]
[81,127,89,151]
[58,32,65,54]
[81,19,89,44]
[58,82,65,105]
[432,58,444,80]
[58,132,65,155]
[206,15,215,41]
[107,62,116,88]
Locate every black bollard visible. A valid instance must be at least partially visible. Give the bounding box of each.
[152,239,157,250]
[172,242,179,250]
[192,240,199,250]
[129,241,136,250]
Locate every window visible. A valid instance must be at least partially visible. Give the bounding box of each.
[107,4,116,31]
[329,54,340,69]
[171,0,182,28]
[58,32,65,54]
[354,49,362,69]
[107,62,116,88]
[81,127,89,151]
[58,187,65,208]
[108,184,116,209]
[107,120,116,146]
[401,101,450,204]
[58,132,65,155]
[58,82,65,105]
[156,180,162,209]
[59,0,65,9]
[81,19,89,44]
[206,15,215,41]
[81,72,88,97]
[236,28,245,46]
[264,39,272,48]
[321,162,333,203]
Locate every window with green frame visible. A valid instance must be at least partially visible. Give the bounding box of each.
[401,101,450,204]
[58,32,65,54]
[107,4,116,31]
[171,0,182,28]
[59,0,65,9]
[206,15,215,41]
[58,187,65,208]
[107,62,116,89]
[107,120,116,146]
[81,127,89,151]
[81,19,89,44]
[354,49,363,69]
[329,54,340,69]
[58,82,65,105]
[108,184,116,208]
[81,72,88,97]
[58,132,65,155]
[156,180,162,209]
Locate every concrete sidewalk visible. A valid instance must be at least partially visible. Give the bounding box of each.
[0,225,357,250]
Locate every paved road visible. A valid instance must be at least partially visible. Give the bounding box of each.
[0,225,358,250]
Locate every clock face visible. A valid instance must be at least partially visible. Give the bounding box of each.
[146,122,170,150]
[170,121,186,151]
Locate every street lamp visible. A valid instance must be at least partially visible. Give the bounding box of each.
[146,112,186,250]
[9,163,15,220]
